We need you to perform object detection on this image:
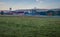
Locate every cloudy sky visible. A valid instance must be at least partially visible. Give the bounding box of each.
[0,0,60,10]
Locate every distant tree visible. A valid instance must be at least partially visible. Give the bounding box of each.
[40,12,47,15]
[47,10,55,16]
[32,9,36,15]
[57,11,60,16]
[1,11,4,15]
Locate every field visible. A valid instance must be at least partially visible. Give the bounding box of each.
[0,16,60,37]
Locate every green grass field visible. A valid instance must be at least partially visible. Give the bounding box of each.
[0,16,60,37]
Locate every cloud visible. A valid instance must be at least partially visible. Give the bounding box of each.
[36,0,42,2]
[36,0,39,2]
[35,0,44,3]
[0,2,5,5]
[0,2,10,10]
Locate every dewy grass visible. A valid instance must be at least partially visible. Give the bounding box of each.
[0,16,60,37]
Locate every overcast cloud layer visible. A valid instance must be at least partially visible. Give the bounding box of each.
[0,0,60,10]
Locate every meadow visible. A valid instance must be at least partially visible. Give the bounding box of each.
[0,16,60,37]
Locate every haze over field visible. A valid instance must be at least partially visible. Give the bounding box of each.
[0,0,60,10]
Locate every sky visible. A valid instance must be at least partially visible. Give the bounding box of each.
[0,0,60,10]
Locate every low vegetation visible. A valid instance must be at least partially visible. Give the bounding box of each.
[0,16,60,37]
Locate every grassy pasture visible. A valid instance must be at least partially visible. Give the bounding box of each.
[0,16,60,37]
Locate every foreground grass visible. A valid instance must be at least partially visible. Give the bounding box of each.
[0,16,60,37]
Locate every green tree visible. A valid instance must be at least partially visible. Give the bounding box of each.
[1,11,4,15]
[47,10,55,16]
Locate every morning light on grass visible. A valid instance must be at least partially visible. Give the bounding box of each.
[0,16,60,37]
